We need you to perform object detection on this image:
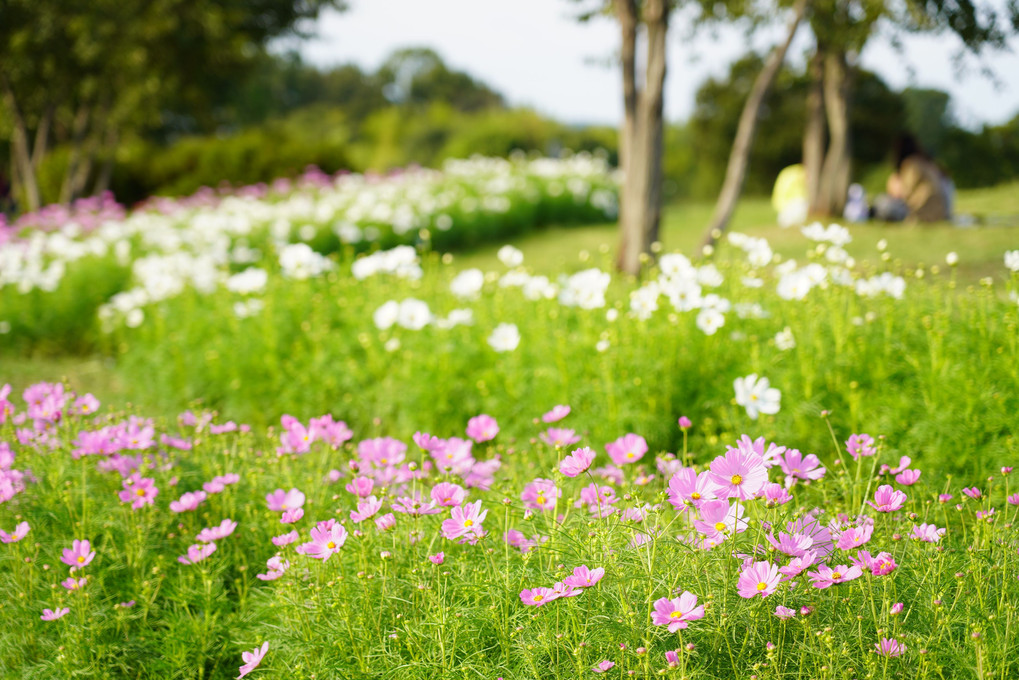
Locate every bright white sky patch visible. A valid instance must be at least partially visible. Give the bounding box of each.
[298,0,1019,128]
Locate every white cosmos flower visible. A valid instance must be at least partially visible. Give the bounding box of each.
[1004,250,1019,272]
[488,323,520,352]
[696,308,725,335]
[774,327,796,351]
[497,245,524,267]
[734,373,781,420]
[373,301,400,330]
[397,298,432,330]
[450,268,484,299]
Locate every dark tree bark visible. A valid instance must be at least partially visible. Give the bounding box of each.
[701,0,808,249]
[804,49,827,214]
[616,0,669,276]
[817,49,852,216]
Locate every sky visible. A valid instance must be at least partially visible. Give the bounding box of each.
[297,0,1019,129]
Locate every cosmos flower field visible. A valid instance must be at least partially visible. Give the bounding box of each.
[2,158,1019,678]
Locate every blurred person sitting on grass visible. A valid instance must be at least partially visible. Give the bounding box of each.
[872,133,954,223]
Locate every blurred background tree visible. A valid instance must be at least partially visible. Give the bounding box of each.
[0,0,345,211]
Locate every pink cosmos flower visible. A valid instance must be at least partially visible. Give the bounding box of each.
[441,500,488,542]
[345,477,375,498]
[846,434,876,459]
[280,508,304,524]
[895,469,922,485]
[779,449,825,485]
[266,488,306,512]
[521,478,560,511]
[852,550,897,575]
[559,447,596,477]
[768,531,816,558]
[237,641,268,679]
[197,519,237,543]
[806,564,863,589]
[61,539,96,569]
[962,487,982,500]
[563,565,605,588]
[430,482,466,507]
[774,605,796,619]
[203,473,239,494]
[0,521,30,543]
[890,602,904,615]
[759,483,792,507]
[301,519,348,561]
[887,456,912,474]
[428,552,444,565]
[651,591,705,631]
[542,405,571,423]
[709,447,768,500]
[118,475,159,510]
[393,493,440,516]
[272,530,299,547]
[170,490,207,513]
[520,587,556,606]
[413,431,444,452]
[666,649,681,667]
[1007,494,1019,506]
[910,523,946,543]
[737,561,782,598]
[41,607,70,621]
[465,414,499,443]
[575,483,619,517]
[309,415,353,448]
[540,428,581,447]
[256,556,290,581]
[357,437,407,467]
[693,499,747,539]
[678,416,692,429]
[592,660,615,673]
[350,496,384,523]
[178,542,217,565]
[375,513,396,532]
[73,394,100,415]
[605,433,648,465]
[835,524,874,550]
[551,581,581,599]
[61,576,87,590]
[778,550,819,579]
[867,485,907,512]
[875,638,906,657]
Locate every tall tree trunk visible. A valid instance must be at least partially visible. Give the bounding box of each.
[59,104,93,204]
[702,0,808,249]
[0,75,41,212]
[92,125,120,196]
[615,0,638,250]
[817,49,852,216]
[804,49,826,214]
[616,0,669,276]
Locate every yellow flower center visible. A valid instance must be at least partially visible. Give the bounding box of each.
[670,611,682,619]
[751,394,758,401]
[626,452,635,459]
[690,492,701,500]
[76,556,85,564]
[464,519,474,527]
[533,594,543,602]
[135,488,146,496]
[443,498,451,504]
[832,572,842,580]
[756,581,768,591]
[281,504,287,510]
[327,541,336,549]
[731,474,744,485]
[536,495,546,505]
[381,458,388,464]
[714,521,727,532]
